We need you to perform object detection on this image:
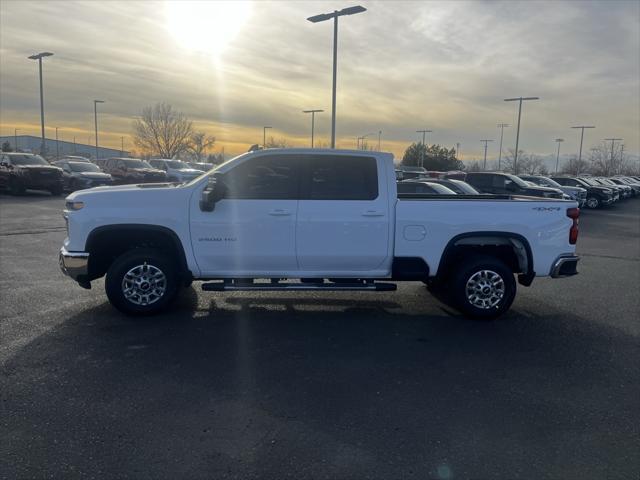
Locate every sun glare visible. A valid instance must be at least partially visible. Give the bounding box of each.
[166,1,252,57]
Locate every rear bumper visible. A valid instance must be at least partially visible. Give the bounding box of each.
[59,247,89,282]
[550,254,580,278]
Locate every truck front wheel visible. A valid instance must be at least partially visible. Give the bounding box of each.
[105,248,179,316]
[451,255,516,320]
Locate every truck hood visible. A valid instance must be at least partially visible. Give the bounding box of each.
[67,182,179,200]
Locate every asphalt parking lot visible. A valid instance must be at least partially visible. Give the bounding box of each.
[1,193,638,479]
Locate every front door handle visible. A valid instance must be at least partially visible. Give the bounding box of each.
[268,209,291,216]
[362,210,385,217]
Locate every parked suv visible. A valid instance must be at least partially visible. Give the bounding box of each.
[465,172,564,198]
[101,158,167,184]
[550,176,614,209]
[519,175,587,207]
[148,159,204,183]
[0,152,64,195]
[52,160,113,191]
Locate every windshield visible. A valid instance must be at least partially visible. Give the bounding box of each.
[69,162,101,172]
[164,160,190,169]
[122,159,151,169]
[505,174,529,187]
[449,179,479,194]
[537,177,562,188]
[8,154,49,166]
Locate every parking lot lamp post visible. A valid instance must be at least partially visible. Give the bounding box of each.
[307,6,367,149]
[571,125,595,175]
[416,129,432,168]
[303,109,323,147]
[28,52,53,155]
[14,128,19,152]
[263,126,272,147]
[121,136,125,156]
[497,123,509,170]
[481,139,493,170]
[554,138,564,174]
[377,130,382,150]
[55,127,59,159]
[94,100,105,160]
[504,96,539,175]
[604,138,623,176]
[360,132,374,150]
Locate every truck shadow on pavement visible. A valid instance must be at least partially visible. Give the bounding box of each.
[2,288,638,480]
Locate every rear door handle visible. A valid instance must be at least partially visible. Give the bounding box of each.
[268,209,291,216]
[362,210,385,217]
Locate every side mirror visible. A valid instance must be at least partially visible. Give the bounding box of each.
[200,174,227,212]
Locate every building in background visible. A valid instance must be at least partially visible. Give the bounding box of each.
[0,135,128,159]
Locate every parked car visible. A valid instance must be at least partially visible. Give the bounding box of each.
[465,172,564,199]
[611,177,640,196]
[519,175,587,207]
[52,160,113,191]
[60,148,580,319]
[188,162,215,172]
[579,177,620,202]
[595,177,632,199]
[417,178,480,195]
[148,159,205,183]
[397,180,457,195]
[0,152,64,195]
[101,157,167,184]
[550,176,614,209]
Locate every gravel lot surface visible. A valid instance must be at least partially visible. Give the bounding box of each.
[1,192,638,479]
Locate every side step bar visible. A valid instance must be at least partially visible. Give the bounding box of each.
[201,281,397,292]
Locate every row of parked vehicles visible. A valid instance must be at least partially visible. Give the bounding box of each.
[0,152,215,195]
[395,166,640,209]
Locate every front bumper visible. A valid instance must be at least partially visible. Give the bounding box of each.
[550,255,580,278]
[59,246,89,282]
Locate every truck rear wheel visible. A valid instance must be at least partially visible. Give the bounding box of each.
[105,248,179,316]
[451,255,516,320]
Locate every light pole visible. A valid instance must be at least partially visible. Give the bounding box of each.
[554,138,564,174]
[416,129,432,168]
[303,109,323,147]
[14,128,19,152]
[480,139,493,170]
[28,52,54,155]
[307,5,367,149]
[377,130,382,151]
[504,96,539,174]
[55,127,59,159]
[359,132,374,150]
[263,126,272,147]
[571,125,595,175]
[604,138,623,175]
[497,123,509,170]
[121,136,125,156]
[94,99,105,160]
[456,142,461,160]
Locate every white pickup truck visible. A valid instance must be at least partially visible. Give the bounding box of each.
[59,149,580,319]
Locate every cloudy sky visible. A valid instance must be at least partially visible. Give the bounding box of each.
[1,0,638,161]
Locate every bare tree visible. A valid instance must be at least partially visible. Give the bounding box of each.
[560,155,590,176]
[502,149,546,175]
[187,132,216,161]
[265,137,290,148]
[132,103,193,158]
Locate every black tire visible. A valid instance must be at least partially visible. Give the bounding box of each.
[585,196,600,209]
[9,178,25,195]
[105,248,180,316]
[450,255,516,320]
[50,184,63,196]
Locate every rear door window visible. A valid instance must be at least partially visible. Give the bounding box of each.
[304,155,378,200]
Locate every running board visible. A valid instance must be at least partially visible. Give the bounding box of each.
[201,281,397,292]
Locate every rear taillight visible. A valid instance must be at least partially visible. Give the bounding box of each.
[567,207,579,244]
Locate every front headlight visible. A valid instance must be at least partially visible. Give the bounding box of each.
[65,201,84,211]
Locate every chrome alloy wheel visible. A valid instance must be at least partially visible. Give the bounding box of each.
[121,263,167,306]
[586,197,599,209]
[465,270,505,309]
